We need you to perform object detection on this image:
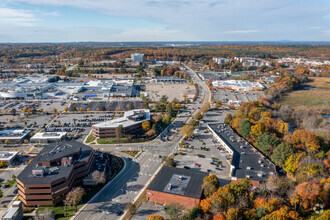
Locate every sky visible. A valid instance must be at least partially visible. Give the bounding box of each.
[0,0,330,42]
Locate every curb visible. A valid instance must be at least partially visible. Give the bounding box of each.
[120,162,164,220]
[70,157,127,220]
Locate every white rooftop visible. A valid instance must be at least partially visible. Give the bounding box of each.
[93,109,150,128]
[212,80,263,88]
[0,151,18,161]
[31,132,67,140]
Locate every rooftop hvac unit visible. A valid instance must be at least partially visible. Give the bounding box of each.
[247,166,251,170]
[257,173,263,177]
[246,175,250,178]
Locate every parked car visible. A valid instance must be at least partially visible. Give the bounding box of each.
[194,163,201,167]
[184,166,190,169]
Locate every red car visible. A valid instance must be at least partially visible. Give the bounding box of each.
[194,163,201,167]
[187,139,192,141]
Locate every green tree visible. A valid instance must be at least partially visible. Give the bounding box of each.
[10,108,16,116]
[165,203,184,220]
[239,120,251,138]
[270,142,295,166]
[166,103,173,116]
[160,95,168,104]
[257,132,279,154]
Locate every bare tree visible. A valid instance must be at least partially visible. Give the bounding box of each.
[64,187,85,212]
[92,170,106,185]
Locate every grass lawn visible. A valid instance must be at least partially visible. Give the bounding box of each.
[38,205,84,220]
[121,150,140,158]
[85,134,96,143]
[279,77,330,108]
[97,137,128,144]
[36,184,107,220]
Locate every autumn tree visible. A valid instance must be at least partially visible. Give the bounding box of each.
[194,112,203,121]
[149,215,164,220]
[202,174,219,197]
[290,130,320,152]
[142,121,151,131]
[162,114,171,125]
[181,125,194,137]
[215,101,222,109]
[64,187,85,212]
[250,124,264,139]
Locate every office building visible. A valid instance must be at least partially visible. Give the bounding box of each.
[17,142,94,206]
[92,109,150,138]
[131,53,144,62]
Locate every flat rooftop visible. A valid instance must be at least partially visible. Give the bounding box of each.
[93,109,150,128]
[31,132,67,140]
[17,142,93,185]
[0,151,18,161]
[147,166,208,199]
[212,80,263,88]
[0,129,30,140]
[208,123,276,182]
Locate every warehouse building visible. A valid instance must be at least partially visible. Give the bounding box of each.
[212,80,264,91]
[208,123,276,186]
[146,167,208,209]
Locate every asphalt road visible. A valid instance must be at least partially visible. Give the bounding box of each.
[73,66,211,220]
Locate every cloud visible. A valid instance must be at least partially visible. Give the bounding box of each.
[0,7,38,26]
[225,30,260,34]
[1,0,330,41]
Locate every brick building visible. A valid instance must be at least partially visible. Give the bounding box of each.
[146,167,208,209]
[17,142,94,206]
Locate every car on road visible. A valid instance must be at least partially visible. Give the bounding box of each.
[116,211,124,216]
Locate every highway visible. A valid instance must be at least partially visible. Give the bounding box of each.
[73,66,211,220]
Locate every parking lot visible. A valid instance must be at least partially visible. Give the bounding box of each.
[70,100,143,112]
[46,113,119,141]
[0,100,66,114]
[146,84,195,102]
[213,89,264,104]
